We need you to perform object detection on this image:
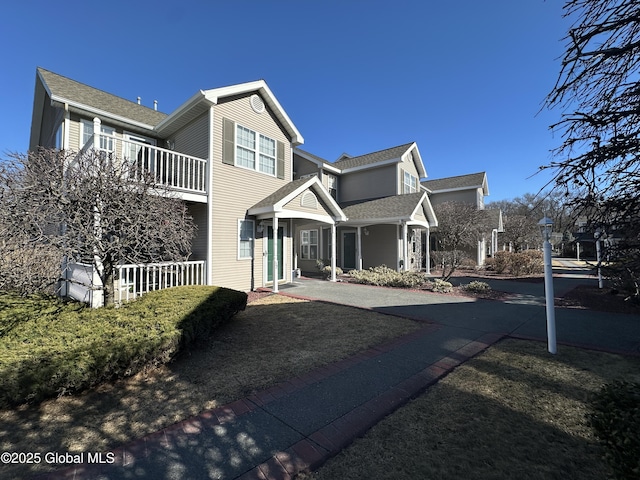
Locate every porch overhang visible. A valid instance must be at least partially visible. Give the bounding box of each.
[247,176,346,223]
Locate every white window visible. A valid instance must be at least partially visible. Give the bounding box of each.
[236,124,276,175]
[81,119,115,152]
[327,174,337,200]
[403,171,418,194]
[300,229,318,260]
[238,219,255,259]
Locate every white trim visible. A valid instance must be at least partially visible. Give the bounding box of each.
[234,123,277,177]
[340,157,401,174]
[206,106,214,285]
[52,95,156,131]
[300,228,319,260]
[293,149,341,174]
[262,221,287,286]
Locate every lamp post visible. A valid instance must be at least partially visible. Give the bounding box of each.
[538,216,557,354]
[594,228,603,289]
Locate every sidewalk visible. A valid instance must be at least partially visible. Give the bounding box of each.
[37,264,640,479]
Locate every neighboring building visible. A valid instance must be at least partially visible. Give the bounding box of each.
[422,172,503,265]
[29,67,496,305]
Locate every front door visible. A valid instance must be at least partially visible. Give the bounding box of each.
[267,225,285,282]
[342,231,356,270]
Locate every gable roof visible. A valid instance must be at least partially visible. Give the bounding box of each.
[334,143,413,170]
[341,192,437,227]
[293,148,341,174]
[156,80,303,145]
[248,177,346,222]
[36,67,168,128]
[421,172,489,195]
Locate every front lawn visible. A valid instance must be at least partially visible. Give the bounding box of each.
[0,286,247,407]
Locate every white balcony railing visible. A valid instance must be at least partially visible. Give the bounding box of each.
[88,134,208,195]
[115,260,206,304]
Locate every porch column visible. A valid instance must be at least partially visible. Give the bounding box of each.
[356,226,363,271]
[93,117,101,150]
[401,222,408,271]
[425,227,431,274]
[272,216,279,293]
[330,223,337,282]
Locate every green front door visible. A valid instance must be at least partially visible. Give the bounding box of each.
[343,231,356,270]
[267,226,284,282]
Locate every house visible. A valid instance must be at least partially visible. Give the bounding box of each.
[31,67,503,305]
[421,172,503,265]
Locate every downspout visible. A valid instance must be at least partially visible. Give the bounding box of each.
[206,106,214,285]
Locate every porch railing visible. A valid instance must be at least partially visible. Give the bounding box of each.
[115,260,206,304]
[89,133,208,195]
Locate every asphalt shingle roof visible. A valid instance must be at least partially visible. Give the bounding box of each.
[421,172,486,192]
[250,178,312,210]
[38,67,168,127]
[341,192,426,220]
[333,143,414,170]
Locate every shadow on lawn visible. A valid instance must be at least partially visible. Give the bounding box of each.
[0,298,418,479]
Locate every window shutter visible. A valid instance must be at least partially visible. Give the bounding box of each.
[276,140,285,179]
[223,118,235,165]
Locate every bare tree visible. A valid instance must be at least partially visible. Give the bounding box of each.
[0,148,196,305]
[544,0,640,297]
[431,202,484,280]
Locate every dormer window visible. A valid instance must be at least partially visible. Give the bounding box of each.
[403,171,418,193]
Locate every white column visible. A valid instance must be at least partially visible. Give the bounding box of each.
[330,223,337,282]
[402,222,408,271]
[93,117,101,151]
[543,233,556,354]
[425,227,431,274]
[272,216,279,293]
[356,226,363,271]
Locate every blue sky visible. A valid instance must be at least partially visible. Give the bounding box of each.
[0,0,571,202]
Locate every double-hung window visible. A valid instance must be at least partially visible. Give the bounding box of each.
[81,119,115,153]
[238,219,255,259]
[300,229,318,260]
[236,124,276,175]
[403,171,418,194]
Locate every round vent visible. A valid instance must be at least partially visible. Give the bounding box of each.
[250,94,265,113]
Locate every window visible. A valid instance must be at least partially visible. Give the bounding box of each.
[236,124,276,175]
[327,174,337,200]
[238,220,255,259]
[403,171,418,194]
[300,229,318,260]
[81,119,115,152]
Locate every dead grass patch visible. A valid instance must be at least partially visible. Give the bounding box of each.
[300,339,640,480]
[0,295,419,480]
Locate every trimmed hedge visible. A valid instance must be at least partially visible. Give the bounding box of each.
[348,266,428,288]
[0,286,247,407]
[589,381,640,480]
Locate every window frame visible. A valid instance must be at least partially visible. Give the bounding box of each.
[235,124,277,176]
[81,119,115,152]
[403,170,418,194]
[238,219,255,260]
[300,229,319,260]
[327,173,338,200]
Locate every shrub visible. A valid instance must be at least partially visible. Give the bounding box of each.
[347,266,428,288]
[493,251,511,274]
[589,381,640,480]
[321,265,343,278]
[431,278,453,293]
[520,250,544,275]
[463,281,491,293]
[0,286,247,407]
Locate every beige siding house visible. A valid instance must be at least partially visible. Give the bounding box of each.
[29,67,499,303]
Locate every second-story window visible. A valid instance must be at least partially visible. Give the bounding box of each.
[327,174,337,200]
[81,119,115,153]
[236,124,276,175]
[403,171,418,193]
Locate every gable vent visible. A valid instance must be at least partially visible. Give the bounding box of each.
[250,94,265,114]
[301,191,318,209]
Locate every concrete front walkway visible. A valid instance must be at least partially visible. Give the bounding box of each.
[38,262,640,480]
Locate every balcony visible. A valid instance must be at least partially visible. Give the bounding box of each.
[81,133,208,202]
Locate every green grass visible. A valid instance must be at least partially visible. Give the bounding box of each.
[0,286,247,407]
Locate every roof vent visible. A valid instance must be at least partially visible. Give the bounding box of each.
[250,94,265,114]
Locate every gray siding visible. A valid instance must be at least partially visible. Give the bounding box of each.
[188,203,208,261]
[361,224,398,269]
[172,112,209,160]
[429,189,478,207]
[293,153,320,179]
[339,165,396,203]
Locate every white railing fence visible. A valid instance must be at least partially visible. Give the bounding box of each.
[115,260,206,304]
[86,133,208,194]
